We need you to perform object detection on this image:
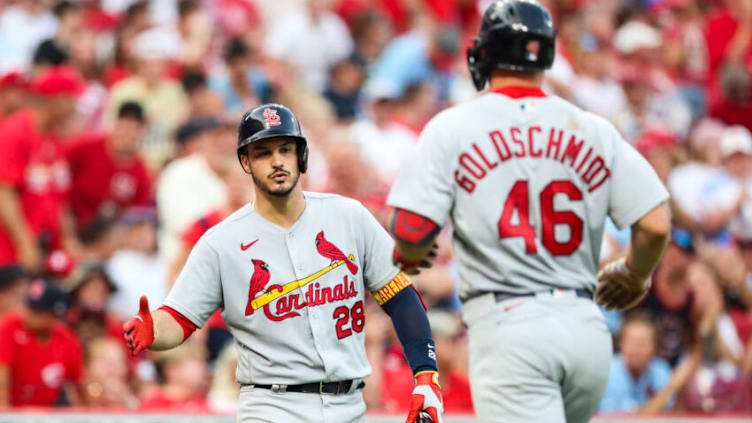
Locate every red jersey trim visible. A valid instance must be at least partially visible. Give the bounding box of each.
[158,305,198,340]
[492,86,547,98]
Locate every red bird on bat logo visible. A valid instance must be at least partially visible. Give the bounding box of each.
[245,259,270,316]
[315,231,358,275]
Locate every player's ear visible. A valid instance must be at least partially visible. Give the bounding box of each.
[239,149,252,175]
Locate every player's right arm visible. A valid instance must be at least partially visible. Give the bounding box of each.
[387,113,456,271]
[123,234,221,355]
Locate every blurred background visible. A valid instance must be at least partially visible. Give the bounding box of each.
[0,0,750,419]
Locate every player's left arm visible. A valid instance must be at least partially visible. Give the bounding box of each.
[355,203,443,423]
[373,274,443,423]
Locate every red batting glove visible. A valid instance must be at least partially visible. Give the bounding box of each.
[406,370,443,423]
[122,296,155,356]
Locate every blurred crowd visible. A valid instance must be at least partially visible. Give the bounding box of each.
[0,0,750,416]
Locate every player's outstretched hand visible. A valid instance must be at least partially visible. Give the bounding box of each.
[122,296,155,356]
[596,257,651,311]
[406,371,443,423]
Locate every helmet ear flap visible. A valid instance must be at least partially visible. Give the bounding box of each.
[467,37,487,91]
[297,140,308,173]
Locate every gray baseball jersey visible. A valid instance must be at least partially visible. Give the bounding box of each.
[387,90,669,300]
[164,192,400,385]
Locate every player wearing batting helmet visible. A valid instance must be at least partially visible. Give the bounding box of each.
[387,1,671,422]
[124,104,444,422]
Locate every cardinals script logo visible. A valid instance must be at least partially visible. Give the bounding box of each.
[244,232,359,321]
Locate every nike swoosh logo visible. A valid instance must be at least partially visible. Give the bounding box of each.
[240,239,259,251]
[503,300,526,313]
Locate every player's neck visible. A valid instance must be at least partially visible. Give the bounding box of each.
[253,185,306,229]
[488,71,544,91]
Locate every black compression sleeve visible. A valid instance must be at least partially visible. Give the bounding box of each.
[381,286,437,374]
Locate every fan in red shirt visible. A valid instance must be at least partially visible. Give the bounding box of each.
[382,309,473,414]
[705,0,752,130]
[0,66,83,271]
[0,278,83,407]
[66,101,152,232]
[140,346,210,412]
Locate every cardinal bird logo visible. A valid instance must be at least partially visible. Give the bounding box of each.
[315,231,358,275]
[245,259,271,316]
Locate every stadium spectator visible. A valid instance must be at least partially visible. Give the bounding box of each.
[323,57,367,122]
[64,262,121,348]
[705,0,752,131]
[104,29,189,166]
[106,207,166,321]
[0,265,28,316]
[0,66,82,271]
[66,101,152,233]
[636,240,697,367]
[600,311,675,412]
[0,72,29,120]
[0,0,56,73]
[156,118,229,260]
[0,278,83,407]
[140,346,210,412]
[682,260,752,412]
[349,10,392,68]
[264,0,354,92]
[208,37,272,117]
[83,338,137,409]
[181,68,224,119]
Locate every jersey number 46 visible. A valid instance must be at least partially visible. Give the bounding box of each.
[499,180,583,256]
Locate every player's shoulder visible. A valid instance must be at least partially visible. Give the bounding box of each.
[304,191,364,212]
[200,204,256,242]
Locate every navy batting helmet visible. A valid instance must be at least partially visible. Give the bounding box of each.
[237,104,309,173]
[467,0,556,91]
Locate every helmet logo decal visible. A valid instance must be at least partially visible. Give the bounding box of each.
[263,108,281,127]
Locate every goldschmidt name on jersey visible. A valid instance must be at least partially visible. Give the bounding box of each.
[454,126,610,195]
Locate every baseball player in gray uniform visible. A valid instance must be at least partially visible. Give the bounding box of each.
[387,1,672,423]
[123,104,443,423]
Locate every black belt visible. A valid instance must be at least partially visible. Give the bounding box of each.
[250,380,364,395]
[493,288,593,303]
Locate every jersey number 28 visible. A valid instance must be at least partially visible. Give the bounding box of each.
[498,180,583,256]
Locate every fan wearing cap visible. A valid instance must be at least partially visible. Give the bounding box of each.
[156,117,230,261]
[0,66,83,272]
[66,101,153,232]
[0,278,84,407]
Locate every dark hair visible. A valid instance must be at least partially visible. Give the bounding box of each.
[178,0,199,18]
[53,1,79,18]
[117,101,145,122]
[181,68,207,93]
[224,37,249,63]
[32,39,68,67]
[125,1,149,23]
[0,265,25,291]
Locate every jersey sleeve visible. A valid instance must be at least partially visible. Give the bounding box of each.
[162,235,223,328]
[355,203,401,293]
[607,131,669,230]
[387,114,455,225]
